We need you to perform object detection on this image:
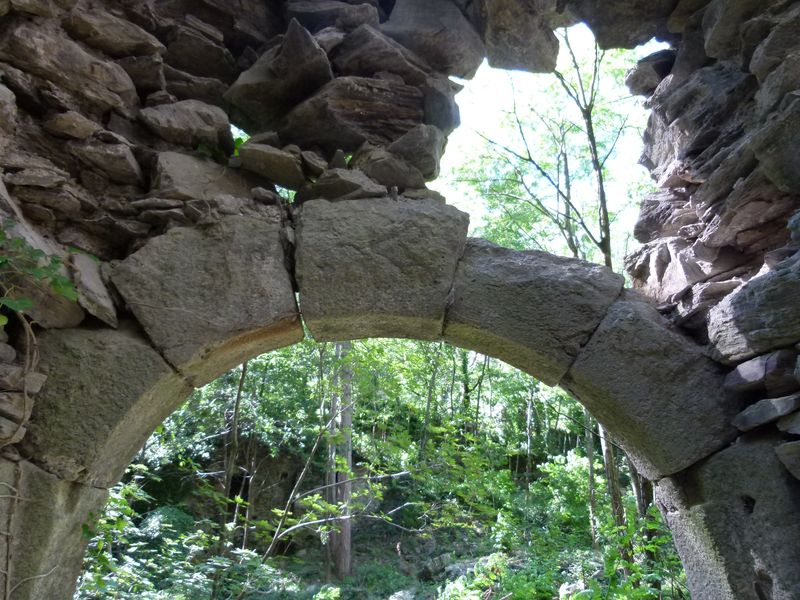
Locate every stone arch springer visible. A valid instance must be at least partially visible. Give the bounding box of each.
[0,0,798,598]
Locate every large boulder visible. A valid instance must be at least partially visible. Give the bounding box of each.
[238,143,307,190]
[111,214,303,385]
[332,24,432,86]
[150,151,264,201]
[295,198,469,340]
[656,434,800,600]
[22,326,191,487]
[481,0,560,73]
[63,9,166,58]
[381,0,485,79]
[0,21,138,114]
[225,19,333,132]
[444,239,624,386]
[708,252,800,363]
[139,99,234,153]
[280,76,424,154]
[563,294,741,479]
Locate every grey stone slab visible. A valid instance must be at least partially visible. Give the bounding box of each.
[657,434,800,600]
[708,252,800,363]
[444,239,624,386]
[295,198,468,341]
[0,458,108,600]
[563,294,740,479]
[22,326,191,486]
[732,393,800,432]
[111,214,302,385]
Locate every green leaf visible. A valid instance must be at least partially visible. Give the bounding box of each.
[0,297,33,311]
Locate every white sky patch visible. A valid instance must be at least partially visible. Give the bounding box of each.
[431,24,670,249]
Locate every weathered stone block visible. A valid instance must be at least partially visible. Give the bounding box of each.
[724,349,800,396]
[777,411,800,435]
[776,441,800,480]
[164,25,237,83]
[388,124,445,180]
[111,214,302,385]
[295,168,387,202]
[22,326,191,486]
[732,393,800,431]
[332,24,431,86]
[482,0,559,73]
[64,9,166,58]
[0,21,138,114]
[225,19,333,132]
[150,151,264,201]
[285,0,379,32]
[444,239,623,386]
[656,434,800,600]
[708,252,800,363]
[43,111,101,140]
[239,143,306,190]
[140,99,234,153]
[563,294,740,479]
[70,142,143,185]
[295,198,468,341]
[280,76,424,154]
[0,458,108,600]
[72,253,118,328]
[350,145,425,190]
[381,0,485,78]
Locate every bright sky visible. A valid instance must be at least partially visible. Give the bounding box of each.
[430,24,669,259]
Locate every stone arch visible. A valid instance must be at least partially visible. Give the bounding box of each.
[5,197,795,600]
[0,0,798,599]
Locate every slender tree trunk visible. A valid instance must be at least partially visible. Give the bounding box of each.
[525,386,533,489]
[583,408,599,550]
[419,344,440,462]
[334,342,353,578]
[598,424,625,531]
[211,361,248,600]
[327,342,353,579]
[325,345,341,578]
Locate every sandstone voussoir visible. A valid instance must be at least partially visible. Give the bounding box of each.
[564,294,740,479]
[110,214,302,385]
[296,198,469,341]
[22,327,191,487]
[444,239,623,386]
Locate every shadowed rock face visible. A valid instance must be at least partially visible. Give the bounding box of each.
[0,0,798,598]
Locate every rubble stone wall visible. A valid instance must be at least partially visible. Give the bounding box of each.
[0,1,798,598]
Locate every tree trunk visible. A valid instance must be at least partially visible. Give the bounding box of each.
[584,408,599,550]
[327,342,353,579]
[418,344,441,462]
[598,424,625,529]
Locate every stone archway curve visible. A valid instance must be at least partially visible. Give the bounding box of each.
[9,197,795,600]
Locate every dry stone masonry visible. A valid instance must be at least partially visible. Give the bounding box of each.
[0,0,798,598]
